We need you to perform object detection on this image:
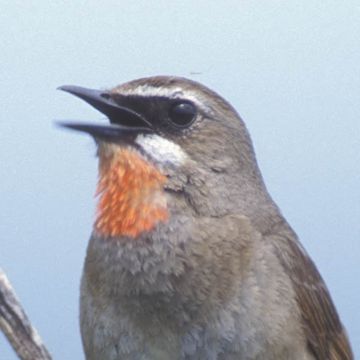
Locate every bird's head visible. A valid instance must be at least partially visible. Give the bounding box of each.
[59,76,271,239]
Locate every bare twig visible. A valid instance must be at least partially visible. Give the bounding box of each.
[0,268,52,360]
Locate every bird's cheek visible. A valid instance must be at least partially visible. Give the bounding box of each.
[135,133,188,168]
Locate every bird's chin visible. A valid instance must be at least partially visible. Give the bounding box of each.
[94,137,158,174]
[97,132,188,171]
[58,120,188,171]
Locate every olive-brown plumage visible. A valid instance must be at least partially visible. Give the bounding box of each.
[59,76,353,359]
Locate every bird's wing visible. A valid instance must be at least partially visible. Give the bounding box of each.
[272,233,353,360]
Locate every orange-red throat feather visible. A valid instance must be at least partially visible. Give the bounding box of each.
[95,144,168,238]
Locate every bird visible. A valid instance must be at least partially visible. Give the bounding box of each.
[58,76,353,360]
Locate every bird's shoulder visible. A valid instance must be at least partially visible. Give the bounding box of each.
[268,226,353,360]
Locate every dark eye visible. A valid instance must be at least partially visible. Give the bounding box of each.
[168,101,197,128]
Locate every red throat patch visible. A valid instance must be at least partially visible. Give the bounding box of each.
[95,146,168,238]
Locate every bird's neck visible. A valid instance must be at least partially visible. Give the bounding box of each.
[95,144,168,238]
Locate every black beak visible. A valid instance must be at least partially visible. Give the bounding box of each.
[57,85,152,139]
[57,122,152,139]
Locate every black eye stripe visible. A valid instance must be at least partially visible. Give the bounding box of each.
[168,101,197,128]
[110,95,198,131]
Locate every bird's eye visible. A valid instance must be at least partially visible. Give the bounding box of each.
[168,101,197,128]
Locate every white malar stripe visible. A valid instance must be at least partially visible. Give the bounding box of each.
[135,134,187,167]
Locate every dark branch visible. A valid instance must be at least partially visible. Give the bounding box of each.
[0,268,52,360]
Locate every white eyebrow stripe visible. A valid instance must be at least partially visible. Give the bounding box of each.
[117,85,210,113]
[118,85,183,97]
[135,133,188,167]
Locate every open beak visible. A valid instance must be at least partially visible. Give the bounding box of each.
[57,85,152,139]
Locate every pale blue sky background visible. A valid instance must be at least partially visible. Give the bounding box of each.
[0,1,359,358]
